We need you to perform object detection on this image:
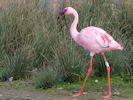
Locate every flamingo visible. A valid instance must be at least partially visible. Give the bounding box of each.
[59,7,123,99]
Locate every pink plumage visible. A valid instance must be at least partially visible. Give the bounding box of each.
[77,26,123,53]
[60,7,123,99]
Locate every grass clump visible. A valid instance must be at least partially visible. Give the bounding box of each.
[34,67,59,89]
[0,49,32,81]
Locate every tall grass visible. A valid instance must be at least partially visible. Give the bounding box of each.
[0,0,132,88]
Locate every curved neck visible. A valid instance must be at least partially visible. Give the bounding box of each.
[70,10,79,39]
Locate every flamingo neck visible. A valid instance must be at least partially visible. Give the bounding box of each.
[70,10,79,40]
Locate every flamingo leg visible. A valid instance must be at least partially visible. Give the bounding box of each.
[72,53,94,97]
[101,53,111,99]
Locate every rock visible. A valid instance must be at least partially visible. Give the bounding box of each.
[114,91,120,96]
[83,92,88,95]
[73,99,77,100]
[8,77,14,82]
[95,79,99,83]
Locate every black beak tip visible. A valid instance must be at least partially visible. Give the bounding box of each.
[59,11,64,16]
[59,9,67,16]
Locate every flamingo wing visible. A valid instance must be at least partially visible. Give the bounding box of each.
[77,26,120,53]
[86,26,113,48]
[95,32,113,48]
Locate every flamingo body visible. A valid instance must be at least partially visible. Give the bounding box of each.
[59,7,123,99]
[76,26,123,54]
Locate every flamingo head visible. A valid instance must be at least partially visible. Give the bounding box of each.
[59,7,75,16]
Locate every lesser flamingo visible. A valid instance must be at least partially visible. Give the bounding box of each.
[59,7,123,99]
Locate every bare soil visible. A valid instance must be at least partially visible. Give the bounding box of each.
[0,81,132,100]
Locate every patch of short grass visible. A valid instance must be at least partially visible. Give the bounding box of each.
[56,76,133,98]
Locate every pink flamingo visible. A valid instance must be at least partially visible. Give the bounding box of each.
[59,7,123,99]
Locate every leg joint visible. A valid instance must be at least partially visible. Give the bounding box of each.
[90,52,95,57]
[105,61,110,67]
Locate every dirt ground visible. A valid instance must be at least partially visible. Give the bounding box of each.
[0,80,132,100]
[0,85,132,100]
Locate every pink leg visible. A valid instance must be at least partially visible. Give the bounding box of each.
[101,53,111,99]
[72,54,94,97]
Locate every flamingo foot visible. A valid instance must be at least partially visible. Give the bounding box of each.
[102,94,111,99]
[72,91,82,97]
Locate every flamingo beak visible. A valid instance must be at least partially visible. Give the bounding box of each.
[59,8,67,16]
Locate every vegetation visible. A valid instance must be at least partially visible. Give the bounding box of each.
[0,0,132,89]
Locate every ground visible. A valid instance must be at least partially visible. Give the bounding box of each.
[0,78,133,100]
[0,88,132,100]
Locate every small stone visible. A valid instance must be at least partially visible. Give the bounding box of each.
[8,77,14,82]
[83,92,88,95]
[0,94,3,97]
[73,99,77,100]
[114,91,120,96]
[95,79,99,83]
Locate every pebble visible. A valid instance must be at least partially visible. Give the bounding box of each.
[114,91,120,95]
[83,92,88,95]
[73,99,77,100]
[95,79,99,83]
[8,77,14,82]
